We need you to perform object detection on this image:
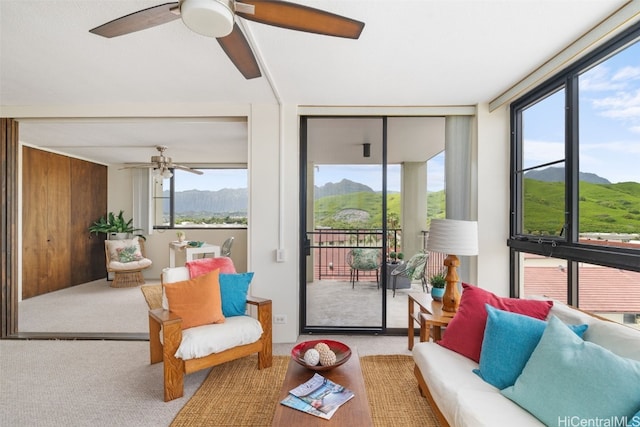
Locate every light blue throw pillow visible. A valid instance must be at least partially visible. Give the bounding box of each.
[473,304,587,389]
[629,411,640,427]
[219,272,254,317]
[501,316,640,426]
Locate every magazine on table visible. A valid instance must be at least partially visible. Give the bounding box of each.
[280,373,355,419]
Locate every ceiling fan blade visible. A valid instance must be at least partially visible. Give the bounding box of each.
[120,164,155,169]
[173,164,204,175]
[89,2,180,38]
[217,23,261,79]
[236,0,364,39]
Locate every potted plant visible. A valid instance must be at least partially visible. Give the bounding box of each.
[88,210,144,240]
[429,273,446,301]
[389,252,403,264]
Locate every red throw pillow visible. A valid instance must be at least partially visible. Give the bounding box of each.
[186,257,236,278]
[438,283,553,362]
[163,269,225,329]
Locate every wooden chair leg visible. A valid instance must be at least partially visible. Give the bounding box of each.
[163,322,185,402]
[257,300,273,369]
[149,315,163,365]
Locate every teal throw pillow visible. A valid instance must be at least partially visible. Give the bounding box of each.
[629,411,640,427]
[501,316,640,426]
[473,304,588,389]
[218,272,254,317]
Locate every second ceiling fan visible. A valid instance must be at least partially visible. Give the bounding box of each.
[90,0,365,80]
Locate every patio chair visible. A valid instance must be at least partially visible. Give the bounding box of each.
[220,236,234,257]
[390,251,428,297]
[346,248,382,289]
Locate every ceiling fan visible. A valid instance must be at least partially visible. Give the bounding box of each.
[122,145,204,178]
[89,0,365,80]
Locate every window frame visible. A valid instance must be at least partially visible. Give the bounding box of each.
[509,21,640,300]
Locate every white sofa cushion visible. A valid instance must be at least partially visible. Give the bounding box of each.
[175,315,263,360]
[413,341,544,426]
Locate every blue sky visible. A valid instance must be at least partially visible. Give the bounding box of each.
[524,39,640,184]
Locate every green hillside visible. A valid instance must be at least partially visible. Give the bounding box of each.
[313,179,640,235]
[314,190,445,229]
[524,179,640,235]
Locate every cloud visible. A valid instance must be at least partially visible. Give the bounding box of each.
[522,140,564,166]
[580,65,627,92]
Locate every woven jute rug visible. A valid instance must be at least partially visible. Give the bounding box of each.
[171,354,440,427]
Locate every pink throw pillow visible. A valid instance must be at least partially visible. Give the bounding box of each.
[186,257,236,278]
[438,283,553,362]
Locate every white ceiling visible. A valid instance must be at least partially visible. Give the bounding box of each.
[0,0,630,165]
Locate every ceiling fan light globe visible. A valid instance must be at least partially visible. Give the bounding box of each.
[180,0,234,38]
[162,169,173,179]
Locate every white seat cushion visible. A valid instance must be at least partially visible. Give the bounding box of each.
[174,315,263,360]
[108,258,152,271]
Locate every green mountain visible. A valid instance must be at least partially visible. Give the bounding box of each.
[525,166,611,184]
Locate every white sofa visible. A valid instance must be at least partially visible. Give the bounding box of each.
[413,301,640,427]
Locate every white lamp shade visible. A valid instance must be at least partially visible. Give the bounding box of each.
[427,219,479,256]
[180,0,234,38]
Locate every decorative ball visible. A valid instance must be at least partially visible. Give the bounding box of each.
[303,348,320,366]
[318,349,337,366]
[314,342,330,353]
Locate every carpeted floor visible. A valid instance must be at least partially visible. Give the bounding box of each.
[171,355,440,427]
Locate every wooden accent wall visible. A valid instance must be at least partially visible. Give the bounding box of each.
[22,147,107,299]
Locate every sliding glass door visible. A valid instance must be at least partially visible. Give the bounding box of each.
[300,117,387,333]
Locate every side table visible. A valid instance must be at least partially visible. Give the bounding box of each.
[169,242,221,267]
[408,293,453,350]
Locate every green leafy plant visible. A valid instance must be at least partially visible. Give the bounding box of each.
[429,273,446,289]
[88,210,143,237]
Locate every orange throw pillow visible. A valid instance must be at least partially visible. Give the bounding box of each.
[164,269,225,329]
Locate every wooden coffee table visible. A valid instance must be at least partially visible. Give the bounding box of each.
[271,349,372,426]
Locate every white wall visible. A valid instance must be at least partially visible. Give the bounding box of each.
[476,103,511,296]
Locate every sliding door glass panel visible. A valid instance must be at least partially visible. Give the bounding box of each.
[304,118,384,330]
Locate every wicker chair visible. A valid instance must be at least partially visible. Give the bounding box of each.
[104,237,152,288]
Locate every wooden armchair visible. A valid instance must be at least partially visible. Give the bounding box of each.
[148,267,272,401]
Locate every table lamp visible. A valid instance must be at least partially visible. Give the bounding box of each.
[427,219,479,313]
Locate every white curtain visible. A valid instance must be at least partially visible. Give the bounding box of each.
[444,115,477,282]
[445,115,475,221]
[132,169,153,235]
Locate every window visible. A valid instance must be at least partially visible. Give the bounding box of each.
[509,22,640,316]
[153,168,248,229]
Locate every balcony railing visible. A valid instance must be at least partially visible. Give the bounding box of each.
[308,228,445,282]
